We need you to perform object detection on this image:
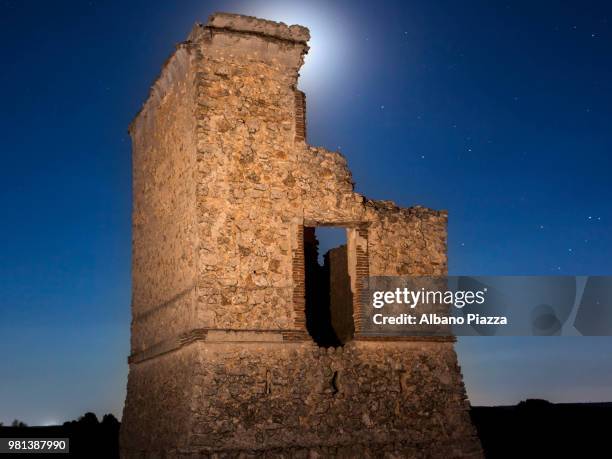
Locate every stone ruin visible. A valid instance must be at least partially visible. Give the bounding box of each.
[121,12,482,458]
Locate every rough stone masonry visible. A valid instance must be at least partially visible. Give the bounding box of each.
[121,12,483,458]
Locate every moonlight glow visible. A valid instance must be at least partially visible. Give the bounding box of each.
[234,0,354,96]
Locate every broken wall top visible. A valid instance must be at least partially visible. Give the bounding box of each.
[192,12,310,44]
[130,13,310,136]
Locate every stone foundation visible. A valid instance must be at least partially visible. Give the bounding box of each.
[122,341,480,458]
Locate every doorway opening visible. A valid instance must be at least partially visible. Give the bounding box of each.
[303,226,355,347]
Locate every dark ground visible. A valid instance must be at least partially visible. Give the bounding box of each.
[1,400,610,458]
[0,413,119,458]
[470,399,612,458]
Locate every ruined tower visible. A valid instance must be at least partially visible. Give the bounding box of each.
[121,13,482,458]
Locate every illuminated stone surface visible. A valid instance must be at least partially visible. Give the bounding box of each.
[121,12,482,458]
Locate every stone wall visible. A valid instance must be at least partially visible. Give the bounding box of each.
[129,46,198,352]
[122,12,482,458]
[123,341,479,458]
[365,202,448,277]
[328,244,355,344]
[190,14,309,332]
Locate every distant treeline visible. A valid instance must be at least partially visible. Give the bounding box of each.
[0,412,119,458]
[2,400,611,458]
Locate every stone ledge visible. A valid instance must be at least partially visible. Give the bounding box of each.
[366,199,448,218]
[203,12,310,44]
[128,328,313,364]
[354,334,457,342]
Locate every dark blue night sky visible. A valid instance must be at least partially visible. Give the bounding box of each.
[1,0,611,425]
